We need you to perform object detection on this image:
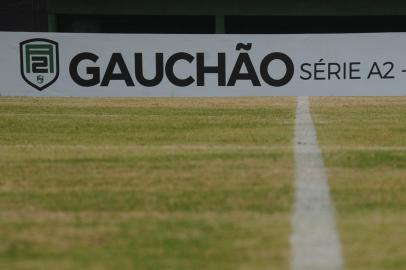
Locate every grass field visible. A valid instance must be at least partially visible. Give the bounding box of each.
[0,97,295,270]
[0,96,405,270]
[311,97,406,270]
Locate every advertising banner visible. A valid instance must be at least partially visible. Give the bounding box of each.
[1,31,406,96]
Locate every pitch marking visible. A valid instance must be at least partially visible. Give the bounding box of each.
[291,96,343,270]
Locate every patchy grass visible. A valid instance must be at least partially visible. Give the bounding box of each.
[311,97,406,270]
[0,97,295,270]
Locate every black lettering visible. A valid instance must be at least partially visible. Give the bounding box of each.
[367,62,383,79]
[260,53,294,87]
[314,60,325,80]
[134,53,164,87]
[300,63,312,80]
[69,52,100,87]
[227,53,260,86]
[328,63,341,80]
[383,62,395,79]
[196,53,226,86]
[101,53,135,87]
[165,52,195,87]
[349,62,361,79]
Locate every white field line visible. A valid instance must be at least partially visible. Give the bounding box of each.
[291,96,343,270]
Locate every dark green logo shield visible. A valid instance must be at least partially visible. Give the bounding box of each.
[20,39,59,91]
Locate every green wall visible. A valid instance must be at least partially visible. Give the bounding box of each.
[48,0,406,16]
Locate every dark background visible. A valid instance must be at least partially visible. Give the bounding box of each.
[1,0,406,33]
[0,0,48,31]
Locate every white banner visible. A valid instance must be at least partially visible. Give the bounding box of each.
[1,31,406,96]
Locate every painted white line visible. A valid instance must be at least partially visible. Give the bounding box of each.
[291,96,343,270]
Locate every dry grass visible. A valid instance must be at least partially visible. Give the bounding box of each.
[311,97,406,270]
[0,97,295,270]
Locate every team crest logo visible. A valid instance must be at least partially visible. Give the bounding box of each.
[20,39,59,91]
